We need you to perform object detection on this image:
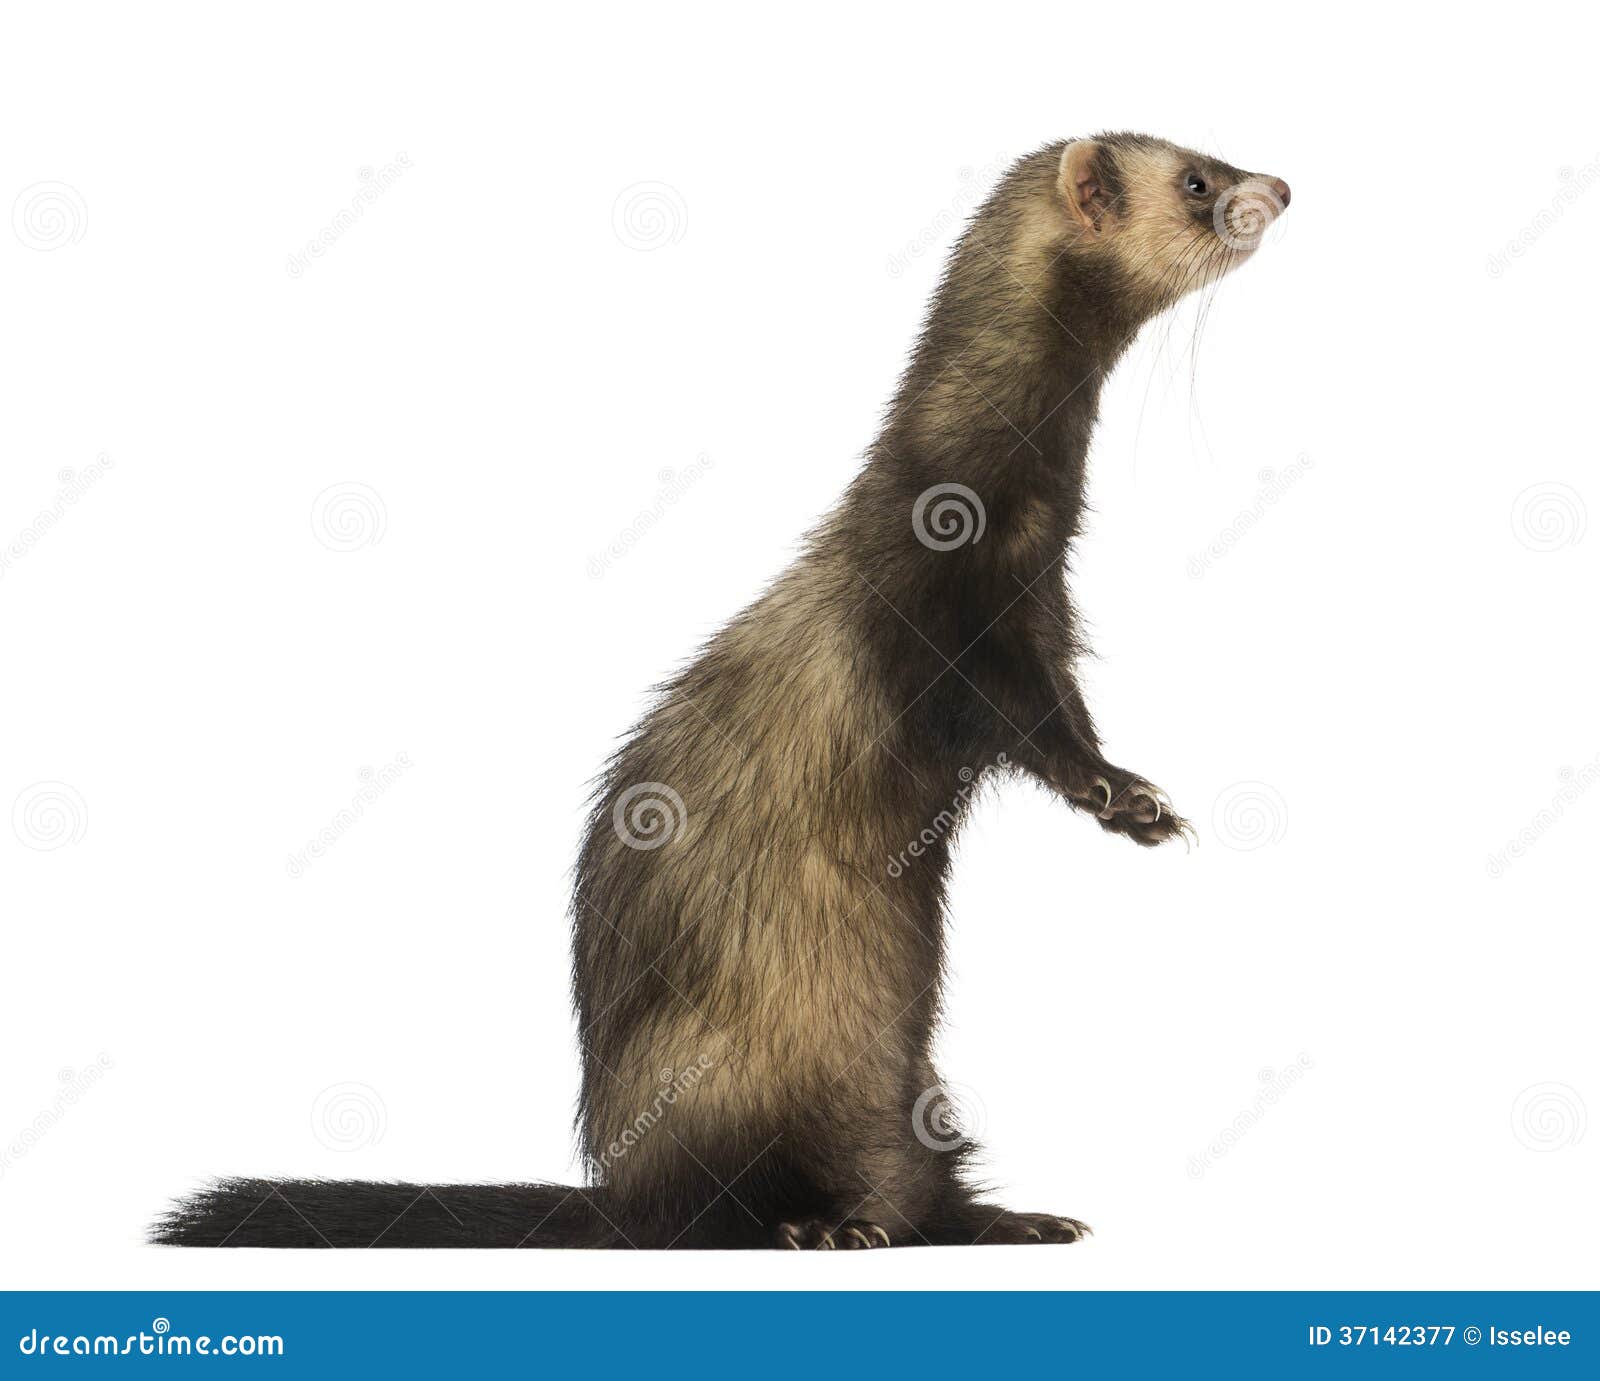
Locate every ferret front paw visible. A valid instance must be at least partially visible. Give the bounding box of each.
[975,1211,1092,1244]
[1069,769,1194,848]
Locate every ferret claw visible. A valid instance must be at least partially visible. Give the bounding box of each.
[778,1218,888,1250]
[1130,786,1162,822]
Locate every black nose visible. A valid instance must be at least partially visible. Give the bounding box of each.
[1268,177,1291,209]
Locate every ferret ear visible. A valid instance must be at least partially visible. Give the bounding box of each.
[1058,140,1113,237]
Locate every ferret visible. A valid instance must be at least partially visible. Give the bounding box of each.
[154,133,1289,1249]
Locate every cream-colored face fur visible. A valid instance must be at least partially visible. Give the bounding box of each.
[1058,138,1289,306]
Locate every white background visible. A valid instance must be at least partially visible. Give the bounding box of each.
[3,0,1595,1292]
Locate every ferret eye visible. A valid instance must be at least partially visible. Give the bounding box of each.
[1184,173,1208,196]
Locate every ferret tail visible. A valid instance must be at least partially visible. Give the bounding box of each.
[150,1177,620,1248]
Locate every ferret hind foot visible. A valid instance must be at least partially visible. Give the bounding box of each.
[973,1211,1092,1245]
[775,1218,894,1250]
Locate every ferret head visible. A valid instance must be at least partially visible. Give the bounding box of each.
[1056,133,1289,312]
